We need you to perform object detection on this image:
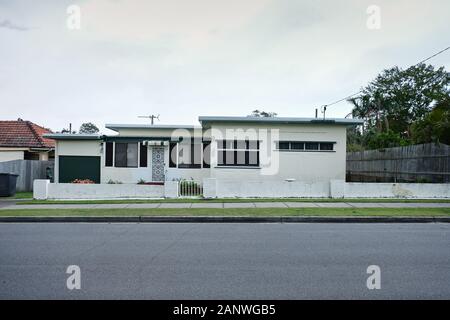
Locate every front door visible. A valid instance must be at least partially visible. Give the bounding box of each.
[152,147,165,181]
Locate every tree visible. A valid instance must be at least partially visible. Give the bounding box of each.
[79,122,99,134]
[248,109,278,117]
[60,128,76,134]
[411,97,450,145]
[348,63,449,149]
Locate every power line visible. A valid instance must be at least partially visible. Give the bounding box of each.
[319,46,450,114]
[416,46,450,65]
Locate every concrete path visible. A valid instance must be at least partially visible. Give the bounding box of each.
[0,201,450,210]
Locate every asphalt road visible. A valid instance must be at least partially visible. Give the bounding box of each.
[0,222,449,299]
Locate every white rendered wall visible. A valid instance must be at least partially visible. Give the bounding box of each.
[213,179,330,198]
[204,179,450,199]
[208,123,347,183]
[343,183,450,199]
[47,183,164,199]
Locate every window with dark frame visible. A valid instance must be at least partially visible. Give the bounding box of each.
[276,141,334,151]
[114,142,138,167]
[305,142,319,150]
[278,141,290,150]
[105,142,113,166]
[178,140,201,169]
[169,142,177,168]
[291,142,304,150]
[203,142,211,168]
[217,139,260,167]
[139,142,147,167]
[320,142,334,151]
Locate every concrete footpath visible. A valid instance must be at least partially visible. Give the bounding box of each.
[1,200,449,223]
[1,201,450,210]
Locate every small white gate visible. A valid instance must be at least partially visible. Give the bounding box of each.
[179,180,203,197]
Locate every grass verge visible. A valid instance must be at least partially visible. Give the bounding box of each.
[17,198,450,205]
[15,192,33,199]
[0,207,449,217]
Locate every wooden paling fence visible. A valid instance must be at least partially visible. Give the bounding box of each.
[346,143,450,183]
[0,160,54,191]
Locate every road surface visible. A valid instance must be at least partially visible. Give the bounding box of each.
[0,222,449,299]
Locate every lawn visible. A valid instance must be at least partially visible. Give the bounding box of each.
[14,192,33,199]
[0,207,449,217]
[0,192,33,199]
[17,197,450,205]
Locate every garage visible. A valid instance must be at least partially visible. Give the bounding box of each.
[58,156,100,183]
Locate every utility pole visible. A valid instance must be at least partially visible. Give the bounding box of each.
[138,114,160,125]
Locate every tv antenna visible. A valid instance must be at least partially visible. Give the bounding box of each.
[320,105,327,120]
[138,114,160,125]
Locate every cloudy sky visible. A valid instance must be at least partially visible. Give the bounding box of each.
[0,0,449,133]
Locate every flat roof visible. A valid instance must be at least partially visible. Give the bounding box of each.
[105,124,201,132]
[43,133,102,140]
[198,116,364,126]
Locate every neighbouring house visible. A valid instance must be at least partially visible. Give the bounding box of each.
[44,116,363,186]
[0,119,55,162]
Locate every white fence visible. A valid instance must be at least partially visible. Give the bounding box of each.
[33,179,450,200]
[179,180,203,197]
[204,179,450,199]
[0,160,53,191]
[205,179,330,198]
[34,180,178,200]
[338,182,450,199]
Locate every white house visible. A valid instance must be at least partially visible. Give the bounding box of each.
[45,116,362,190]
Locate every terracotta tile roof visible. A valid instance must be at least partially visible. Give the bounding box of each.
[0,119,55,148]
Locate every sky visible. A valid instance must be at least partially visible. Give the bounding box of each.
[0,0,449,134]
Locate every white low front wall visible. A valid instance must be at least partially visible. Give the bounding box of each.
[339,182,450,199]
[34,179,450,200]
[204,179,450,199]
[48,183,164,199]
[209,179,330,198]
[34,180,179,199]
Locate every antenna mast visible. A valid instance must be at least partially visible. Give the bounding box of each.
[138,114,160,125]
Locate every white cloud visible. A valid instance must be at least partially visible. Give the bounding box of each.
[0,0,449,131]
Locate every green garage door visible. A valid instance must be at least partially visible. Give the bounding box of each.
[59,156,100,183]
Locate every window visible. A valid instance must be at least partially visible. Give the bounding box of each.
[169,142,177,168]
[203,142,211,168]
[217,140,260,167]
[178,140,201,168]
[291,142,304,150]
[105,142,113,167]
[276,141,334,152]
[114,142,138,167]
[320,142,334,151]
[305,142,319,150]
[278,141,290,150]
[139,142,147,167]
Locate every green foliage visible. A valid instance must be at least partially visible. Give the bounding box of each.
[107,179,122,184]
[411,97,450,145]
[365,129,411,149]
[348,63,449,150]
[249,110,278,117]
[79,122,99,134]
